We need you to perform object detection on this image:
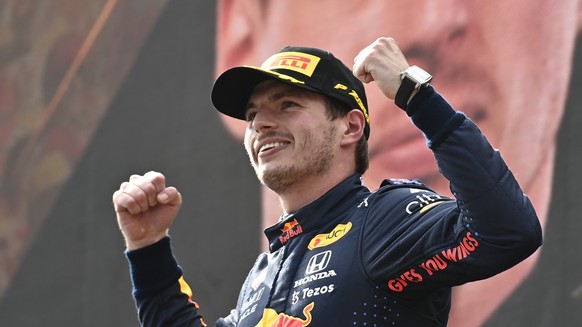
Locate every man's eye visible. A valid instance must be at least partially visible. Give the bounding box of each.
[281,101,297,109]
[246,112,256,121]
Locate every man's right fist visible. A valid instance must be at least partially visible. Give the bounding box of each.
[112,171,182,250]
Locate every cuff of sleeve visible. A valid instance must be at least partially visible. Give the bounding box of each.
[406,86,466,149]
[125,236,182,298]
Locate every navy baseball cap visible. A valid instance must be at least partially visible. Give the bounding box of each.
[211,46,370,139]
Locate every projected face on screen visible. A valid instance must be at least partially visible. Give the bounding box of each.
[214,0,582,326]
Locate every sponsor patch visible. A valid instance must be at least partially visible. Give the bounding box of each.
[387,232,479,292]
[256,302,315,327]
[279,219,303,245]
[261,51,321,77]
[308,222,352,250]
[305,250,332,274]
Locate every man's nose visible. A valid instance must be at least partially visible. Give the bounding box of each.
[251,107,277,132]
[409,0,470,38]
[395,0,472,71]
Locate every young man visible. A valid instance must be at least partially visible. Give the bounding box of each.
[113,37,541,326]
[215,5,582,325]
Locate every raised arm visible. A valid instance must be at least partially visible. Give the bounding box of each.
[354,37,542,321]
[113,171,207,326]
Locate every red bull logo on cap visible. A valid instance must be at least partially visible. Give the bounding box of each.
[261,52,321,77]
[255,302,314,327]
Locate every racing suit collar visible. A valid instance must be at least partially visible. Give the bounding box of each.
[264,174,370,252]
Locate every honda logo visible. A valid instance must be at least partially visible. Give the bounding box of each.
[306,250,332,274]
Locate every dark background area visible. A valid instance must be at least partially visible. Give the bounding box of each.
[0,1,260,325]
[484,33,582,327]
[0,1,580,326]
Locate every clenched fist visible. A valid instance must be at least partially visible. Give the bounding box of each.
[352,37,409,100]
[112,171,182,250]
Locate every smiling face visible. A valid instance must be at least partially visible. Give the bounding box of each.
[216,2,582,321]
[244,80,342,193]
[218,0,581,201]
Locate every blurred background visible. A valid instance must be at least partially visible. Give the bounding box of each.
[0,1,580,326]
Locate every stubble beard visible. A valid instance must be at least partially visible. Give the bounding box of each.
[254,126,337,194]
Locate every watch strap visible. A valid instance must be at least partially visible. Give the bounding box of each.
[395,76,417,110]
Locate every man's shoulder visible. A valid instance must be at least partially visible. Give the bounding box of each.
[376,178,434,194]
[381,178,426,187]
[367,178,444,211]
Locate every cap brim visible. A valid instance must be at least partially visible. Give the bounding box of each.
[211,66,317,120]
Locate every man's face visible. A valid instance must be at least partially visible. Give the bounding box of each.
[244,80,341,193]
[219,0,580,197]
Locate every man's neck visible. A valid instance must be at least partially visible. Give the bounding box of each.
[276,171,354,215]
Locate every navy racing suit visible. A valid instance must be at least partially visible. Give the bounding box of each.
[125,86,542,326]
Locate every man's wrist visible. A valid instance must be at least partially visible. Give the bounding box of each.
[395,65,432,110]
[408,89,420,105]
[126,236,182,297]
[125,231,169,251]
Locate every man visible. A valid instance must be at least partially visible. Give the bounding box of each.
[113,37,541,326]
[214,1,582,325]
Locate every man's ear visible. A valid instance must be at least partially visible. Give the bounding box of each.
[340,109,366,146]
[216,0,263,140]
[216,0,262,74]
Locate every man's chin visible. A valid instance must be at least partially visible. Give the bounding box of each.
[257,167,300,193]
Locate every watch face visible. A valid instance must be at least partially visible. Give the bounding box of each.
[405,66,432,85]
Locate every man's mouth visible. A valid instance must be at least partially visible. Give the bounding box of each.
[260,142,287,153]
